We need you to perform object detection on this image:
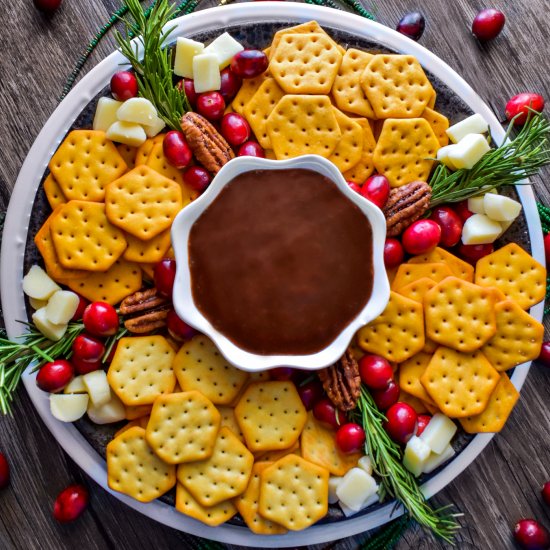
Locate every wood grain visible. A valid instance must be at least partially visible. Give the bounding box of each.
[0,1,549,549]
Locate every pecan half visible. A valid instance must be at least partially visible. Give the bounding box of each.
[119,288,171,334]
[180,112,234,174]
[318,349,361,411]
[383,181,432,237]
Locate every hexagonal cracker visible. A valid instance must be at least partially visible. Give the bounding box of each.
[175,483,237,526]
[408,246,474,282]
[328,108,364,173]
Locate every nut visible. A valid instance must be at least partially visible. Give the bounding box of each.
[383,180,432,237]
[318,348,361,411]
[120,288,171,334]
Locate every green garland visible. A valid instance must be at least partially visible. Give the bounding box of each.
[536,202,550,315]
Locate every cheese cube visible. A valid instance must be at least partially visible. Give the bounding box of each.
[403,436,431,476]
[422,444,456,474]
[357,455,373,475]
[29,297,48,311]
[328,476,342,504]
[82,370,111,407]
[203,32,244,69]
[142,114,165,138]
[93,97,123,132]
[467,195,486,215]
[173,37,205,78]
[45,290,80,325]
[483,193,522,222]
[87,392,126,424]
[64,376,87,394]
[50,394,89,423]
[461,213,503,245]
[116,97,157,125]
[447,134,491,170]
[192,53,221,93]
[419,413,457,454]
[32,307,67,342]
[336,467,378,511]
[436,144,459,170]
[446,113,489,143]
[339,493,379,517]
[106,121,147,147]
[23,265,60,300]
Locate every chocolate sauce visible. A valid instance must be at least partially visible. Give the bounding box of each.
[188,168,373,355]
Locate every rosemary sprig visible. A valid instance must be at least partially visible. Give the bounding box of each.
[429,112,550,206]
[115,0,190,131]
[356,387,461,543]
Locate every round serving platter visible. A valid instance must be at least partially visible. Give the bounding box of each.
[1,3,544,546]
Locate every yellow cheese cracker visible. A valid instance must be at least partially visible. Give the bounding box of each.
[408,247,474,282]
[43,174,67,209]
[176,483,237,527]
[343,117,377,183]
[328,108,364,173]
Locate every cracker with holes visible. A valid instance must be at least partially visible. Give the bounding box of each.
[50,200,127,271]
[255,440,300,462]
[328,108,364,173]
[173,335,249,405]
[360,54,433,119]
[234,381,307,453]
[475,243,546,309]
[421,107,450,146]
[175,483,237,527]
[125,404,152,420]
[43,174,66,209]
[420,346,500,418]
[49,130,128,202]
[373,118,440,187]
[481,299,544,371]
[122,229,172,264]
[116,144,137,169]
[424,277,497,352]
[107,426,176,502]
[396,277,437,303]
[145,391,221,464]
[217,406,245,443]
[408,247,474,282]
[398,351,436,406]
[343,118,377,183]
[266,95,341,159]
[232,74,268,114]
[105,165,183,240]
[135,134,165,165]
[108,335,176,406]
[357,291,425,363]
[258,454,329,531]
[459,373,519,433]
[391,262,453,291]
[177,426,253,506]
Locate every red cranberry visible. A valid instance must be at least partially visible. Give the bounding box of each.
[163,131,192,169]
[514,519,550,549]
[455,199,474,221]
[538,342,550,368]
[34,0,63,11]
[36,360,74,393]
[396,12,425,41]
[238,141,265,158]
[110,71,138,101]
[335,423,366,454]
[457,242,494,264]
[82,302,119,338]
[430,206,463,248]
[0,452,9,489]
[53,484,89,523]
[166,309,196,342]
[542,482,550,506]
[544,234,550,267]
[220,113,251,146]
[269,367,296,381]
[70,295,89,322]
[360,175,390,209]
[416,414,432,437]
[297,380,324,411]
[196,91,225,121]
[384,402,418,445]
[154,258,176,298]
[230,50,268,79]
[371,380,400,410]
[347,181,362,194]
[472,9,505,42]
[384,238,405,269]
[72,334,106,374]
[184,166,211,194]
[359,354,394,390]
[402,219,441,255]
[219,68,242,102]
[178,78,198,108]
[313,398,347,430]
[505,93,545,126]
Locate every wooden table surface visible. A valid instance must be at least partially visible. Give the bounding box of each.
[1,0,549,548]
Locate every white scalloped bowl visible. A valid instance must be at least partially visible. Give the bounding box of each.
[171,154,389,371]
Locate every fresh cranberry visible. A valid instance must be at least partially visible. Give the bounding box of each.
[297,380,324,411]
[402,219,441,255]
[196,91,225,121]
[384,238,405,269]
[269,367,296,381]
[360,175,390,209]
[544,234,550,267]
[0,452,9,489]
[163,131,192,170]
[230,50,268,79]
[384,402,418,445]
[542,482,550,506]
[82,302,119,337]
[396,12,425,41]
[184,166,211,194]
[514,519,550,549]
[455,200,474,221]
[36,360,74,393]
[505,93,545,126]
[53,484,89,523]
[371,380,400,410]
[457,242,494,264]
[347,181,362,194]
[359,355,394,390]
[166,309,196,342]
[154,258,176,298]
[416,414,432,437]
[219,68,242,102]
[238,141,265,158]
[110,71,138,101]
[430,206,463,247]
[220,113,251,146]
[177,78,198,108]
[71,334,106,374]
[335,423,366,454]
[313,398,347,429]
[472,9,505,42]
[70,294,89,322]
[538,342,550,368]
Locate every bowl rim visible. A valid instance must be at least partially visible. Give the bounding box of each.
[171,154,389,371]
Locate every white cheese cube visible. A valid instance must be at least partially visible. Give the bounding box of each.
[87,392,126,424]
[32,307,67,342]
[467,195,486,215]
[419,413,457,454]
[173,37,205,78]
[203,32,244,69]
[461,213,503,245]
[116,97,157,125]
[82,370,111,407]
[328,476,342,504]
[339,493,379,517]
[142,114,165,138]
[422,444,456,474]
[446,113,489,143]
[436,144,459,170]
[93,97,123,132]
[447,134,491,170]
[336,467,378,511]
[357,455,373,475]
[50,394,89,423]
[64,375,87,394]
[192,53,221,93]
[29,297,48,310]
[23,265,60,300]
[483,193,522,222]
[106,121,147,147]
[403,436,431,477]
[45,290,79,325]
